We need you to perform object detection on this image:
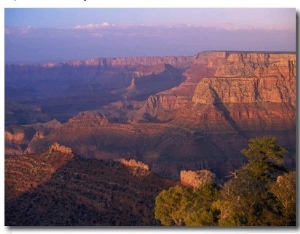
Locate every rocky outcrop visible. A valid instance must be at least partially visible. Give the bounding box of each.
[117,158,150,176]
[5,126,36,155]
[5,120,64,156]
[48,142,72,154]
[148,94,188,111]
[63,111,110,128]
[5,130,28,143]
[180,170,216,188]
[136,94,188,121]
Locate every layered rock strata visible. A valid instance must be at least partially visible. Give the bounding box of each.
[5,51,296,180]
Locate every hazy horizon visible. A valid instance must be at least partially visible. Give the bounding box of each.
[5,8,296,63]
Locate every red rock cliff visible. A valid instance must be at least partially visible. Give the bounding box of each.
[192,52,296,105]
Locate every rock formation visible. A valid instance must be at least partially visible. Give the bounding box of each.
[182,52,296,137]
[48,142,72,154]
[5,51,296,180]
[192,52,296,106]
[61,111,112,129]
[117,158,150,176]
[180,170,216,188]
[136,94,188,121]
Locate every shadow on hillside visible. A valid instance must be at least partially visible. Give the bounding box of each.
[132,65,187,101]
[5,155,175,226]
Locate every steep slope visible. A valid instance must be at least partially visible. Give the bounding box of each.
[5,143,74,202]
[170,51,296,175]
[179,52,296,131]
[5,144,175,226]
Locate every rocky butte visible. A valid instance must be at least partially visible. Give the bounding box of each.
[5,51,296,179]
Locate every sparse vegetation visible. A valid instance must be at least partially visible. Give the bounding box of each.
[5,150,175,226]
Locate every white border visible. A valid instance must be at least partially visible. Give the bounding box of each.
[1,1,299,234]
[1,0,299,8]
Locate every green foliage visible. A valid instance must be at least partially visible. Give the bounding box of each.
[242,136,287,163]
[270,171,296,225]
[185,208,215,226]
[211,200,247,226]
[215,169,283,225]
[155,183,220,226]
[155,136,296,226]
[154,185,193,226]
[194,183,220,209]
[241,136,287,182]
[185,183,220,226]
[212,137,293,225]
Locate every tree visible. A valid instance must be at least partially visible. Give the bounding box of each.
[154,185,194,226]
[241,136,287,183]
[211,200,246,226]
[213,169,282,226]
[212,137,291,226]
[184,183,220,226]
[270,171,296,225]
[155,183,220,226]
[155,137,294,226]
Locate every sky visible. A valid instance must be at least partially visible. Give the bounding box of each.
[5,8,296,63]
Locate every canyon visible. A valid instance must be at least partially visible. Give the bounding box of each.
[5,51,296,181]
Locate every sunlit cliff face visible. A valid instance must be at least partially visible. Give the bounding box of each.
[5,51,296,179]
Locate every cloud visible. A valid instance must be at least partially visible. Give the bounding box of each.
[220,23,241,31]
[103,23,293,32]
[5,24,296,63]
[91,32,102,38]
[20,27,31,34]
[101,22,110,27]
[215,22,294,32]
[74,22,112,29]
